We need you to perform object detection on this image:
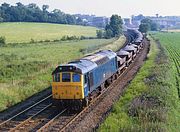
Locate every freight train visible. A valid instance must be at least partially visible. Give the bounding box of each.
[51,29,144,109]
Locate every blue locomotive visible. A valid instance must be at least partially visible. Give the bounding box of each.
[52,50,118,109]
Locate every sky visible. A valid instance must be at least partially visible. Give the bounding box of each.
[0,0,180,18]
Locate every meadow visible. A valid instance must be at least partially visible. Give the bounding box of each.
[0,22,126,111]
[100,32,180,131]
[0,22,97,43]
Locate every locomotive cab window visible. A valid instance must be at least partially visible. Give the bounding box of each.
[53,73,60,82]
[73,73,81,82]
[62,73,71,82]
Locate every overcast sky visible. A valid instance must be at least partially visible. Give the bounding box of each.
[0,0,180,18]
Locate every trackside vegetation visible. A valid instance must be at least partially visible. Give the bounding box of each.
[100,33,180,131]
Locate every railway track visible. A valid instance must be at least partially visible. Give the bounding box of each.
[0,95,52,131]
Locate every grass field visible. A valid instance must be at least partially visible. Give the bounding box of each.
[0,22,97,43]
[100,33,180,131]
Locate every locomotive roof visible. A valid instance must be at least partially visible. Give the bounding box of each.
[52,50,117,74]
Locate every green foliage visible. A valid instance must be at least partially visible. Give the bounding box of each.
[151,22,159,31]
[0,36,6,46]
[96,30,104,39]
[141,18,153,24]
[0,2,78,25]
[80,35,86,40]
[139,23,150,33]
[104,29,113,39]
[0,16,3,22]
[0,22,97,43]
[139,18,159,33]
[104,15,123,38]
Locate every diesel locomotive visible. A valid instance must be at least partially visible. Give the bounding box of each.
[51,29,144,109]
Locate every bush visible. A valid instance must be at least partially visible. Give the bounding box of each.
[0,36,6,46]
[61,35,67,41]
[44,39,51,42]
[30,38,35,43]
[104,29,113,39]
[61,35,80,41]
[96,30,104,39]
[80,35,86,40]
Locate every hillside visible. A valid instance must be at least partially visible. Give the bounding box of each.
[0,22,97,43]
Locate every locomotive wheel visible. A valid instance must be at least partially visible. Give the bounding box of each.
[83,98,89,107]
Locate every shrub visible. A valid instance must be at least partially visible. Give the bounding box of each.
[61,35,67,41]
[30,38,35,43]
[80,35,86,40]
[61,35,80,41]
[44,39,50,42]
[96,30,104,39]
[0,36,6,46]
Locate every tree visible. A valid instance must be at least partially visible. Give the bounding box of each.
[16,2,24,7]
[104,29,113,39]
[0,15,3,22]
[109,15,123,37]
[42,5,49,12]
[141,18,152,24]
[151,22,158,31]
[66,14,76,24]
[96,30,103,38]
[139,18,158,32]
[76,17,83,25]
[139,23,150,33]
[104,15,123,38]
[0,2,86,25]
[27,3,39,9]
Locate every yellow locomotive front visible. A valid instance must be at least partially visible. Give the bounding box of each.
[52,72,84,100]
[51,65,86,109]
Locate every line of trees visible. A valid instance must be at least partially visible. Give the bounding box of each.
[0,2,84,25]
[96,15,123,39]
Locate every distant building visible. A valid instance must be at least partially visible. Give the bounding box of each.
[74,14,109,28]
[148,16,180,28]
[130,14,180,29]
[90,17,109,28]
